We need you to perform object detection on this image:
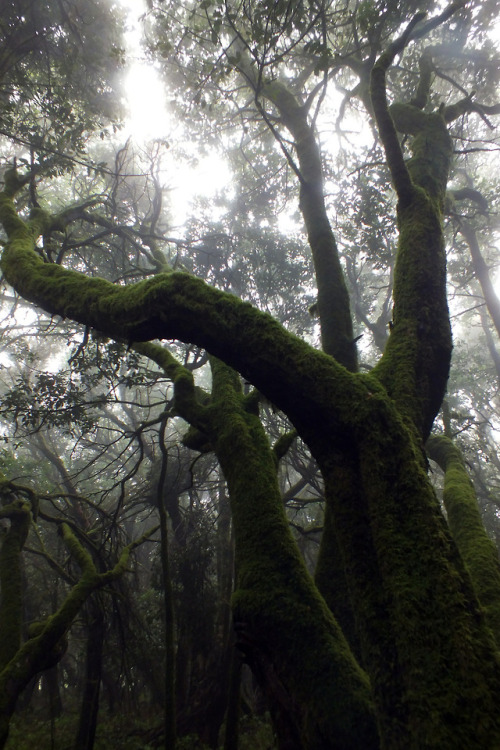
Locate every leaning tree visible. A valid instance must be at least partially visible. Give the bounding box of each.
[2,0,500,748]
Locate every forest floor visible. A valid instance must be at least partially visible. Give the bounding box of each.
[5,710,276,749]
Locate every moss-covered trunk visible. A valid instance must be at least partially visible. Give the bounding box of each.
[427,434,500,643]
[313,460,362,661]
[4,180,500,746]
[3,16,500,734]
[204,359,378,750]
[301,387,500,749]
[260,79,357,371]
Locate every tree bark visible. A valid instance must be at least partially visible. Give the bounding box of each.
[74,603,105,750]
[157,419,177,750]
[204,359,378,750]
[427,434,500,643]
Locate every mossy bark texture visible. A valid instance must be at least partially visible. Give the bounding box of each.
[315,394,500,749]
[427,434,500,643]
[260,80,357,371]
[204,359,378,750]
[136,344,378,749]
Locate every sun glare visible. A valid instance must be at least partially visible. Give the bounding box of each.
[118,0,233,226]
[124,62,169,140]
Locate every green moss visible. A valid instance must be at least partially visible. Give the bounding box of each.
[314,465,362,660]
[427,435,500,643]
[3,169,23,197]
[322,395,500,748]
[0,519,143,749]
[204,359,378,749]
[3,147,500,747]
[59,522,96,582]
[368,100,453,439]
[0,190,362,444]
[373,184,452,438]
[261,79,357,370]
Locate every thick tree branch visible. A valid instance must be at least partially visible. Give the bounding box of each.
[444,96,500,126]
[260,78,357,368]
[409,49,434,110]
[370,2,467,205]
[0,189,365,451]
[407,1,467,44]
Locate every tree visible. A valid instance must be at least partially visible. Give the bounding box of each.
[0,471,150,749]
[2,0,500,748]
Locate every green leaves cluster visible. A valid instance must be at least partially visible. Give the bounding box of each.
[1,372,105,433]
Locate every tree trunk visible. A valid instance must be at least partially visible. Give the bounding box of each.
[311,396,500,749]
[223,646,242,750]
[157,419,177,750]
[205,359,378,750]
[74,603,105,750]
[427,434,500,643]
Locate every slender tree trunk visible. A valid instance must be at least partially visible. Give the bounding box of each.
[74,603,105,750]
[460,220,500,339]
[0,500,30,672]
[45,665,63,719]
[223,647,242,750]
[260,78,358,371]
[158,418,177,750]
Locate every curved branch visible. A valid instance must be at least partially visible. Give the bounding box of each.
[370,16,423,206]
[226,38,357,368]
[444,96,500,127]
[0,190,365,451]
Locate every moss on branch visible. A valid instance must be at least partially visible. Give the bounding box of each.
[257,78,357,369]
[370,40,454,438]
[427,434,500,643]
[0,522,149,748]
[204,358,378,749]
[0,187,366,450]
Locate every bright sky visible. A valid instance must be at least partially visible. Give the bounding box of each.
[118,0,232,228]
[118,3,500,306]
